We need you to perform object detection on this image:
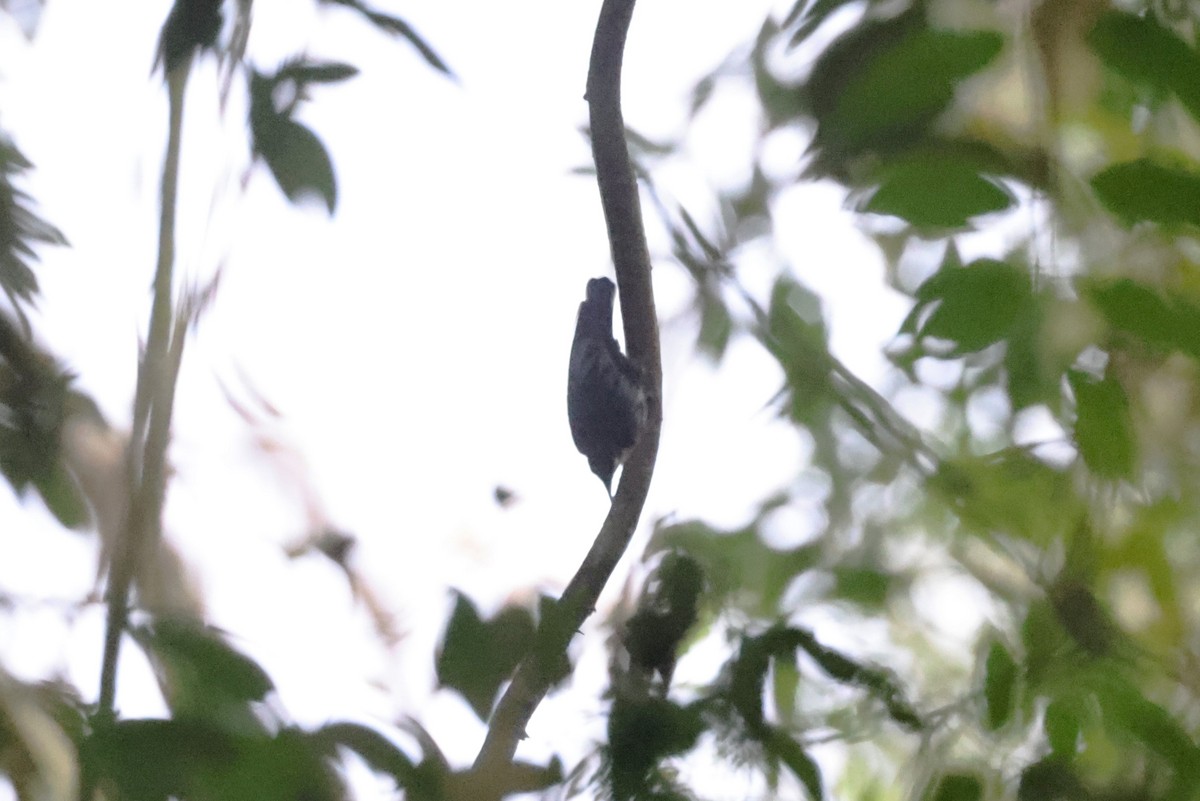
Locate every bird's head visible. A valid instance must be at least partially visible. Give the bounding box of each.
[585,277,615,305]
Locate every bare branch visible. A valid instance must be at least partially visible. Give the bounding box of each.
[472,0,661,781]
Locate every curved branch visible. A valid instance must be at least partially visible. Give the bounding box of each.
[473,0,661,777]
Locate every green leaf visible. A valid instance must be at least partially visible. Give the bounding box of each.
[983,641,1018,730]
[765,729,823,800]
[0,135,66,308]
[780,626,922,730]
[85,718,238,801]
[931,450,1077,543]
[650,520,820,617]
[696,288,733,362]
[1086,278,1200,359]
[1004,293,1052,410]
[130,618,274,718]
[1049,577,1116,657]
[606,695,704,800]
[904,257,1030,355]
[1088,668,1200,774]
[824,29,1003,150]
[1043,696,1081,758]
[277,59,359,85]
[254,117,338,214]
[249,70,338,214]
[764,275,833,421]
[862,152,1013,228]
[1091,158,1200,226]
[435,592,535,720]
[930,773,982,801]
[1068,369,1136,479]
[1088,11,1200,122]
[772,651,800,723]
[832,566,891,608]
[1017,759,1084,801]
[1020,599,1067,685]
[364,11,455,77]
[32,462,89,530]
[320,0,455,78]
[311,722,417,787]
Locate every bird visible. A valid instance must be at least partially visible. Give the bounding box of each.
[567,277,647,496]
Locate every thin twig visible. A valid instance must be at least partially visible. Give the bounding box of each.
[472,0,660,777]
[95,59,190,724]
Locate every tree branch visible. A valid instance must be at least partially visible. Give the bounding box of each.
[472,0,660,778]
[95,59,190,724]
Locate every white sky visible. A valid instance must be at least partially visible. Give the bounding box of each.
[0,0,931,791]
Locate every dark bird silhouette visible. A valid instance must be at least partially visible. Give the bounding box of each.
[567,277,647,496]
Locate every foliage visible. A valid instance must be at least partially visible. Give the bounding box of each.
[5,0,1200,800]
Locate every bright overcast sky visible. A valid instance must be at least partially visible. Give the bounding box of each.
[0,0,921,782]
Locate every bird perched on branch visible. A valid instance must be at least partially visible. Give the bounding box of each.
[568,277,647,496]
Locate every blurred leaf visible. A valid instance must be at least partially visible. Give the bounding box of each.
[651,520,820,616]
[931,450,1077,543]
[821,28,1003,152]
[311,722,417,788]
[277,59,359,86]
[0,353,72,492]
[254,118,338,213]
[31,462,88,530]
[1004,292,1053,410]
[1088,10,1200,122]
[772,650,800,723]
[862,151,1013,228]
[85,718,238,801]
[1049,577,1116,657]
[1021,598,1067,687]
[929,773,982,801]
[365,12,453,77]
[806,9,926,149]
[1044,695,1081,759]
[131,618,273,720]
[765,275,833,421]
[1067,370,1136,479]
[1091,159,1200,227]
[795,629,921,729]
[217,726,343,801]
[696,288,734,362]
[624,553,705,689]
[731,627,921,733]
[1085,278,1200,359]
[832,566,890,609]
[606,695,703,801]
[155,0,222,74]
[320,0,454,78]
[0,135,66,310]
[983,640,1017,730]
[902,257,1030,356]
[249,70,339,214]
[764,729,823,800]
[1016,758,1084,801]
[436,592,535,720]
[1088,668,1200,780]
